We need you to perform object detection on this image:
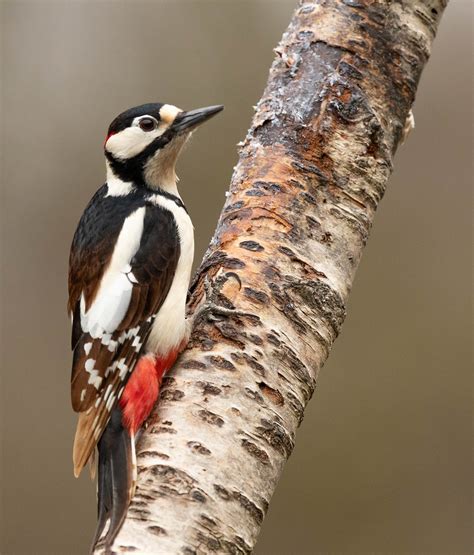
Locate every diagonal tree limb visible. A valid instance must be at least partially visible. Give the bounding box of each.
[102,1,448,553]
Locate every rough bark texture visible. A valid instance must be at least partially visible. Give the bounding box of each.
[103,1,447,553]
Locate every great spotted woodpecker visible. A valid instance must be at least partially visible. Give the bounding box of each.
[68,102,223,551]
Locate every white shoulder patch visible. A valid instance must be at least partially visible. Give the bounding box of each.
[106,179,135,197]
[81,207,146,338]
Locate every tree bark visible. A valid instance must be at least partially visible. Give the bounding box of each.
[102,1,447,553]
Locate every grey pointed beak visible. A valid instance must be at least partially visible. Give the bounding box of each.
[172,104,224,133]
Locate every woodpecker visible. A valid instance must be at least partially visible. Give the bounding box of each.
[68,101,223,552]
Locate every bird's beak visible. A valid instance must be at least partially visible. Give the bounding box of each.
[172,105,224,133]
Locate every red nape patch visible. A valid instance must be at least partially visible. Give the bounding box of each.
[103,131,116,147]
[119,350,179,434]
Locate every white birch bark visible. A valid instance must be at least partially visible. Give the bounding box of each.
[99,1,448,553]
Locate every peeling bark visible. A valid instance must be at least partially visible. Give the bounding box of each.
[102,1,448,553]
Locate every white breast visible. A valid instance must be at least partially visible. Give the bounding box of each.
[146,195,194,356]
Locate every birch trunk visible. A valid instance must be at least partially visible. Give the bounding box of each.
[103,1,448,553]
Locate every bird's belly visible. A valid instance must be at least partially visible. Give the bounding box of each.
[145,285,188,356]
[146,197,194,357]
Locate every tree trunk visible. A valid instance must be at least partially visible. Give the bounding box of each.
[102,1,448,553]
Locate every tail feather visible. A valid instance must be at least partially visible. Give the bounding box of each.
[91,443,112,550]
[91,407,135,554]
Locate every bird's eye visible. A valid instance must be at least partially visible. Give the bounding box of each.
[138,118,157,132]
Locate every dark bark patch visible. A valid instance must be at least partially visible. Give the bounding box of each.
[148,525,167,536]
[249,333,263,346]
[268,281,308,334]
[246,189,266,197]
[214,484,230,500]
[262,264,281,281]
[187,441,212,456]
[214,321,246,349]
[239,240,264,252]
[234,535,253,554]
[241,439,271,465]
[266,332,281,346]
[292,160,328,184]
[321,231,333,244]
[306,215,321,229]
[256,418,294,458]
[134,493,154,501]
[342,0,365,8]
[195,531,251,555]
[145,465,209,505]
[329,81,373,124]
[286,392,305,425]
[276,344,315,401]
[181,359,207,370]
[138,450,169,460]
[338,60,364,80]
[278,246,328,279]
[277,245,295,257]
[196,531,221,551]
[200,338,216,351]
[253,180,283,193]
[222,257,246,269]
[196,381,222,396]
[233,491,264,525]
[243,287,269,304]
[288,279,346,335]
[200,514,217,527]
[191,490,207,503]
[259,496,270,514]
[154,426,177,435]
[302,191,317,205]
[231,352,266,376]
[128,507,152,520]
[213,484,264,526]
[198,409,224,427]
[207,355,236,371]
[224,200,244,211]
[244,387,264,404]
[258,382,284,406]
[161,389,185,402]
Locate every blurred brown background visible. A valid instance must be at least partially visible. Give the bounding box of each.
[1,1,472,554]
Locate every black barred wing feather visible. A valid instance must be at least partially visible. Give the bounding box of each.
[68,200,180,475]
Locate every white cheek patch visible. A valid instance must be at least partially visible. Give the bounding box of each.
[105,105,182,161]
[106,126,161,160]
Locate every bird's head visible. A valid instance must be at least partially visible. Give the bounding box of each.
[104,102,223,193]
